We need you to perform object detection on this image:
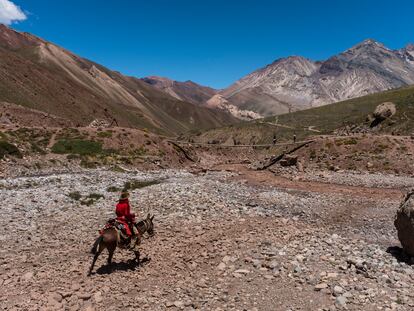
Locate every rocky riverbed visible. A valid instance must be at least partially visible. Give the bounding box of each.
[1,168,414,310]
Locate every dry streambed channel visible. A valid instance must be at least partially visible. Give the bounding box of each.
[1,168,414,310]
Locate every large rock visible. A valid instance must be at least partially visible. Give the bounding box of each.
[280,154,298,167]
[373,102,396,121]
[223,137,236,146]
[395,190,414,256]
[88,119,111,128]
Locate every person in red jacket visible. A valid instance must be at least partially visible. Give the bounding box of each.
[115,192,138,247]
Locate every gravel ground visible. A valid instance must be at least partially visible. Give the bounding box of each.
[301,170,414,189]
[0,168,413,310]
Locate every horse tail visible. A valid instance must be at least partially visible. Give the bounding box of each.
[91,236,103,254]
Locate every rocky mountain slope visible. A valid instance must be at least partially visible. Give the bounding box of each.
[0,25,235,134]
[141,76,262,120]
[194,84,414,145]
[141,76,217,106]
[219,39,414,118]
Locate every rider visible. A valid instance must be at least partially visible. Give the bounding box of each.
[115,191,138,248]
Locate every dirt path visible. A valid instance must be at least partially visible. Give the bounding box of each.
[47,129,60,149]
[213,163,404,201]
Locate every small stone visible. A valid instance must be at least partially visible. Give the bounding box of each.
[222,256,231,263]
[336,296,347,307]
[252,259,262,268]
[22,272,34,281]
[93,291,103,303]
[333,286,344,295]
[234,269,250,274]
[49,292,62,303]
[217,262,226,271]
[78,293,92,300]
[314,283,328,291]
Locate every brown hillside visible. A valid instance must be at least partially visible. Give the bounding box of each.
[0,25,236,135]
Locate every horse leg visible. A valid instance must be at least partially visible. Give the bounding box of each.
[88,246,104,276]
[134,250,140,265]
[107,242,116,266]
[129,233,141,265]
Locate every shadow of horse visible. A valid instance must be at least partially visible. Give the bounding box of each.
[386,246,413,265]
[94,256,151,275]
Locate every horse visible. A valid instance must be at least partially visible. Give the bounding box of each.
[88,213,155,276]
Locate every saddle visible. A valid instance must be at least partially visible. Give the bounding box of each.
[99,219,131,245]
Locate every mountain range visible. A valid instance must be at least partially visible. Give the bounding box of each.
[1,24,414,131]
[144,39,414,119]
[217,39,414,118]
[0,24,235,134]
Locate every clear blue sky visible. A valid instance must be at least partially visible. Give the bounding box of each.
[8,0,414,89]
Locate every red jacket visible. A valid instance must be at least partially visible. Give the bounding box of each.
[116,199,135,236]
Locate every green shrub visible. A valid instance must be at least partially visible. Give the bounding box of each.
[123,179,160,191]
[0,141,22,159]
[87,193,104,200]
[80,193,104,206]
[30,143,46,154]
[110,165,126,173]
[97,131,113,138]
[80,158,97,169]
[67,191,82,201]
[343,138,358,145]
[51,139,102,155]
[66,154,80,160]
[107,186,121,192]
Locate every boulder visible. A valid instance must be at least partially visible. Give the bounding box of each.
[223,137,236,146]
[373,102,396,121]
[280,154,298,167]
[88,119,110,128]
[395,190,414,256]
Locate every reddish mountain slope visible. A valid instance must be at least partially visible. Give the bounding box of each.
[0,25,235,134]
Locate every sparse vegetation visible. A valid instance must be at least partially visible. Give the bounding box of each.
[80,193,105,206]
[106,186,121,192]
[110,165,127,173]
[194,85,414,144]
[67,191,82,201]
[335,138,358,146]
[123,179,160,191]
[97,130,113,138]
[51,139,103,155]
[0,141,22,159]
[67,191,104,205]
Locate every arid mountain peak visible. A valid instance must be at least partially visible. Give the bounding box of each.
[141,76,217,106]
[214,39,414,118]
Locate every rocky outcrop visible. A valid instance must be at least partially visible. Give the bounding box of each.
[373,102,396,121]
[394,190,414,256]
[280,154,298,167]
[206,94,262,120]
[88,119,111,128]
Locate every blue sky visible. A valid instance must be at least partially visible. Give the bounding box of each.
[4,0,414,88]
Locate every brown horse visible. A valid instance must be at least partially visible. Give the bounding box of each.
[88,213,155,276]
